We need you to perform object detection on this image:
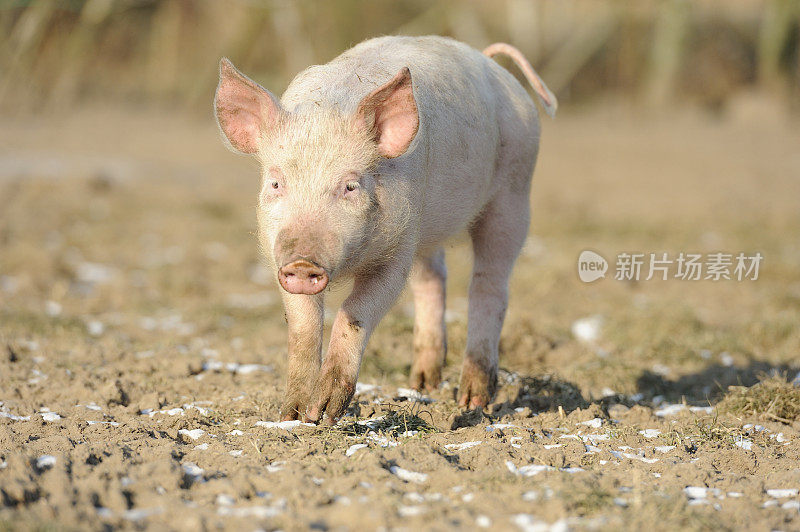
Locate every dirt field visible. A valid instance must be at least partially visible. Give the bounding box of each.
[1,100,800,531]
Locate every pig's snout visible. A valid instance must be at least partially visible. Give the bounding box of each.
[278,259,329,295]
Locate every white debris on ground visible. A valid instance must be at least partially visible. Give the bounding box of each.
[654,403,714,417]
[512,514,570,532]
[395,387,434,403]
[201,360,272,374]
[354,382,380,395]
[579,418,603,429]
[255,420,313,431]
[766,489,799,498]
[345,444,368,457]
[181,462,204,483]
[639,429,661,438]
[444,441,482,451]
[506,461,583,477]
[389,466,428,484]
[571,315,603,344]
[35,455,57,470]
[40,411,62,422]
[178,429,205,440]
[140,403,210,417]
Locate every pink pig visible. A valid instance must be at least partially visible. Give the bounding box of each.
[214,36,556,423]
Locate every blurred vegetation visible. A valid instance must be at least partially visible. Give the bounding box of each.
[0,0,798,114]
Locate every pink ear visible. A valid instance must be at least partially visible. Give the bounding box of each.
[215,58,282,154]
[356,67,419,158]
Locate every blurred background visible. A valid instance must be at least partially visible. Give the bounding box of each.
[1,0,799,114]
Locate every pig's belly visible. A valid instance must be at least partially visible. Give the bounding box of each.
[415,162,496,252]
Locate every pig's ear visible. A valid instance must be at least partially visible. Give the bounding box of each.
[355,67,419,158]
[215,58,282,154]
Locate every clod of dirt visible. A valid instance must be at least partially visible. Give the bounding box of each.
[450,407,488,430]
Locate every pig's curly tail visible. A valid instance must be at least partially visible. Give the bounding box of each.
[483,42,557,118]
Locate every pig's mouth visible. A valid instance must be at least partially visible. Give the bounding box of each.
[277,258,330,295]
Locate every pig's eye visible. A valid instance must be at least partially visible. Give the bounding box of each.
[345,181,360,193]
[271,180,280,189]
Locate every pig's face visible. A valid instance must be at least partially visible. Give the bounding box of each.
[215,59,418,294]
[256,112,380,293]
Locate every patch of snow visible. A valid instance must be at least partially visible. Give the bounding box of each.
[227,430,244,436]
[194,443,209,450]
[654,445,676,453]
[734,438,753,450]
[41,412,62,422]
[86,420,120,426]
[229,450,243,457]
[639,429,661,438]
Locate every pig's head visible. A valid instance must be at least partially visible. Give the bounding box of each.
[214,58,418,295]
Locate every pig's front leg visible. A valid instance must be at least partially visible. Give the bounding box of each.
[280,292,324,420]
[306,259,413,424]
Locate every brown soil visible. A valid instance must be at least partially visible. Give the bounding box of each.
[1,100,799,530]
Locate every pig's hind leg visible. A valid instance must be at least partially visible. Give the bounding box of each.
[459,186,530,409]
[409,248,447,392]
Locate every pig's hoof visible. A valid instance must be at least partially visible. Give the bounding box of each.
[410,357,443,393]
[279,398,309,421]
[457,358,497,410]
[305,369,356,425]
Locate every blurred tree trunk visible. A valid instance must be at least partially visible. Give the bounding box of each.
[758,0,798,92]
[49,0,115,106]
[146,0,186,97]
[0,0,57,105]
[644,0,691,107]
[541,6,619,97]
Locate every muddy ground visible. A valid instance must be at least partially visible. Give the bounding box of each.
[1,99,800,531]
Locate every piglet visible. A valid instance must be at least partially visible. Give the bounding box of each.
[214,36,556,423]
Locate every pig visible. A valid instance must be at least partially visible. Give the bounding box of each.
[214,36,556,423]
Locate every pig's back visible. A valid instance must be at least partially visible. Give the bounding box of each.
[282,36,539,249]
